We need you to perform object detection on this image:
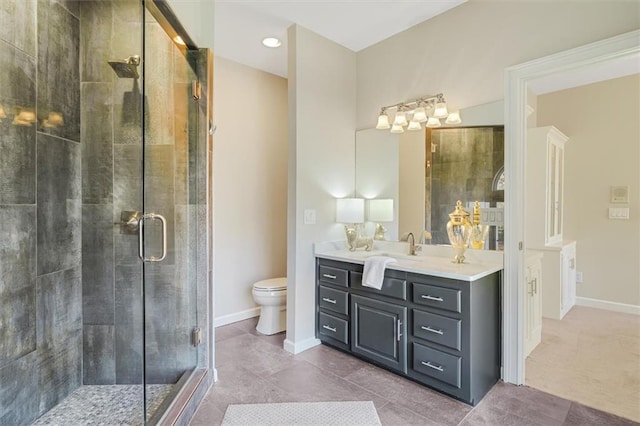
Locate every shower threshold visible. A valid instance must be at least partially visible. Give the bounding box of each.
[32,384,173,425]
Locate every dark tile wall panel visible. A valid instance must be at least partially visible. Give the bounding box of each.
[115,264,143,384]
[82,205,114,325]
[0,0,37,56]
[36,267,82,350]
[0,351,39,426]
[79,1,112,83]
[36,133,81,275]
[37,0,80,142]
[0,206,36,367]
[83,325,115,385]
[37,333,82,415]
[81,83,113,204]
[0,41,37,204]
[36,266,82,415]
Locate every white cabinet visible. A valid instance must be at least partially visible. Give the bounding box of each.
[538,241,577,320]
[526,126,569,247]
[524,251,543,357]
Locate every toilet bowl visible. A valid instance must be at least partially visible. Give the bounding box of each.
[252,277,287,335]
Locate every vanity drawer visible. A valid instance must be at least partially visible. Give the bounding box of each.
[319,285,348,316]
[413,283,461,313]
[318,312,349,345]
[413,309,461,351]
[319,265,349,287]
[350,272,407,301]
[413,343,461,388]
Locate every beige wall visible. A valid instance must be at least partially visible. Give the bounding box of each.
[537,75,640,306]
[287,25,357,351]
[213,57,288,322]
[356,1,639,129]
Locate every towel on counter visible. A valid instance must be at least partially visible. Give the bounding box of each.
[363,256,397,290]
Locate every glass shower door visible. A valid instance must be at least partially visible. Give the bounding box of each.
[139,5,201,422]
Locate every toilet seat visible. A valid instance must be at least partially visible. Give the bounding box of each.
[253,277,287,292]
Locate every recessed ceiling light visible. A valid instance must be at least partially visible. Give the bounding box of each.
[262,37,282,48]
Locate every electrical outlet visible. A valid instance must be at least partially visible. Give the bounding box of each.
[576,271,583,283]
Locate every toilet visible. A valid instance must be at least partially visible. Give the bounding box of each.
[252,277,287,335]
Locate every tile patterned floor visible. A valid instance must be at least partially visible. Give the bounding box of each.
[526,305,640,422]
[191,317,639,425]
[32,384,173,425]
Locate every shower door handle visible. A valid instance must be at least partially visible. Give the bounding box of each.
[138,213,167,262]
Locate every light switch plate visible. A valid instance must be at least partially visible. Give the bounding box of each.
[608,207,630,220]
[303,209,316,225]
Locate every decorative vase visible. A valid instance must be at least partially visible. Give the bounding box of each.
[446,200,472,263]
[469,201,489,249]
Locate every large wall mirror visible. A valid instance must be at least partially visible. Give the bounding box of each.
[355,101,505,250]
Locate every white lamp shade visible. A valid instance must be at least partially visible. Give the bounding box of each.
[392,111,407,126]
[426,116,441,128]
[412,106,427,123]
[433,101,448,118]
[368,199,394,222]
[407,121,422,131]
[376,113,390,129]
[336,198,365,223]
[445,111,462,124]
[390,124,405,133]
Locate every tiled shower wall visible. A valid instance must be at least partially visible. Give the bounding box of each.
[0,0,82,424]
[1,0,204,424]
[428,127,505,245]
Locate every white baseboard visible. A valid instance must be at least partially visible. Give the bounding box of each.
[214,307,260,327]
[283,337,321,355]
[576,297,640,316]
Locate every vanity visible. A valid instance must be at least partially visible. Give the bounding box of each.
[315,243,503,406]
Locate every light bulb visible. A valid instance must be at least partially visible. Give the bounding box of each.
[392,110,407,126]
[407,121,422,131]
[390,124,405,133]
[433,101,448,118]
[376,112,390,129]
[445,111,462,124]
[426,117,441,128]
[412,106,427,123]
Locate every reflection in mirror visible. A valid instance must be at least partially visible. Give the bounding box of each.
[427,126,504,248]
[356,101,505,248]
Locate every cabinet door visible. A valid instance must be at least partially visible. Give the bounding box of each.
[524,266,533,356]
[561,246,577,317]
[351,294,407,373]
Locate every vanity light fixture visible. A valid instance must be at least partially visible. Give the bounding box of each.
[375,93,461,133]
[262,37,282,48]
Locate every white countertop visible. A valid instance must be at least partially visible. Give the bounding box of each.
[314,241,504,282]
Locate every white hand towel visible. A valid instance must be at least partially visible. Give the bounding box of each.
[363,256,397,290]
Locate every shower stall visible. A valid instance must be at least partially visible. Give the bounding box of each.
[0,0,212,424]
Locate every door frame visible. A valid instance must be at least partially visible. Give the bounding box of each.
[502,29,640,385]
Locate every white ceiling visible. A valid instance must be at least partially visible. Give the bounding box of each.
[214,0,467,78]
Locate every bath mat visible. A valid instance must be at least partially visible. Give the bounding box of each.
[221,401,381,425]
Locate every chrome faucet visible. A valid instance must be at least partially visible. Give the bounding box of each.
[405,232,421,256]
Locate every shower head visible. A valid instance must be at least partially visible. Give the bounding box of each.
[108,55,140,79]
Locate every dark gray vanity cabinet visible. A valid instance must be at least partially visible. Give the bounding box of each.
[351,295,407,372]
[315,257,501,406]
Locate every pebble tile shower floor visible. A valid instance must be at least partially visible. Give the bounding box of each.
[32,384,173,425]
